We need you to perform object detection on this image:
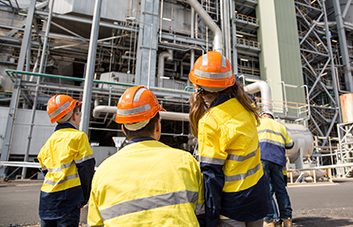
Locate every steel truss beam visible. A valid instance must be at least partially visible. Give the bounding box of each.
[295,0,342,146]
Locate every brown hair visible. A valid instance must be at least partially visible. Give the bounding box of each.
[123,113,160,140]
[189,82,260,137]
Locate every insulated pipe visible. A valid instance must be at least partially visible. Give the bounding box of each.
[190,7,195,86]
[244,81,273,113]
[92,105,189,121]
[187,0,223,54]
[93,106,116,118]
[92,82,272,121]
[157,49,173,87]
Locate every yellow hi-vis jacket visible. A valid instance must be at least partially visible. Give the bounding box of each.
[37,122,95,220]
[257,117,294,166]
[198,94,269,226]
[88,139,205,227]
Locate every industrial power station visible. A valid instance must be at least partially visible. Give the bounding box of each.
[0,0,352,180]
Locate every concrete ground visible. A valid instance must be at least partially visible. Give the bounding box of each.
[289,178,353,227]
[1,178,353,227]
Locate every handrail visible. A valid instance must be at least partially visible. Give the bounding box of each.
[184,86,194,92]
[5,69,194,96]
[5,69,135,87]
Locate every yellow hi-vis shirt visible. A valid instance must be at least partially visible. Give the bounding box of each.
[88,139,205,227]
[198,95,269,224]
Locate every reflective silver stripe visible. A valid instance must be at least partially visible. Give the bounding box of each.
[221,55,226,68]
[194,69,232,79]
[99,190,198,221]
[202,53,208,66]
[44,173,79,186]
[200,156,225,165]
[227,148,257,162]
[74,154,95,164]
[285,141,294,149]
[55,95,61,104]
[133,88,147,102]
[46,161,74,173]
[259,139,285,148]
[48,101,71,118]
[225,163,261,182]
[258,129,286,141]
[117,104,151,115]
[195,203,205,215]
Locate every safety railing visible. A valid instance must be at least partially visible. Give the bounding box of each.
[6,69,136,87]
[255,97,309,120]
[235,38,261,51]
[234,13,259,27]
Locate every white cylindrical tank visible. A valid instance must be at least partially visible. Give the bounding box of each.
[282,123,314,162]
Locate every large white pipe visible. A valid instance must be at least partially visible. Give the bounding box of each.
[93,82,273,120]
[187,0,223,54]
[244,80,273,113]
[157,49,173,87]
[93,105,189,121]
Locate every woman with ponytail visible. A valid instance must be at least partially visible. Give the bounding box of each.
[189,51,269,227]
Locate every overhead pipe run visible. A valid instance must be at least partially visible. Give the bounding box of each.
[92,82,273,121]
[186,0,223,54]
[157,49,173,87]
[92,106,189,121]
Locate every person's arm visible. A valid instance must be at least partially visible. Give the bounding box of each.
[87,178,104,227]
[192,158,206,227]
[198,122,227,227]
[283,128,294,150]
[75,133,96,206]
[37,150,48,177]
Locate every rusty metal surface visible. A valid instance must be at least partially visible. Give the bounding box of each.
[340,93,353,123]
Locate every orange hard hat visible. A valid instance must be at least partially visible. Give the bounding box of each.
[189,51,235,91]
[115,86,165,124]
[47,94,82,124]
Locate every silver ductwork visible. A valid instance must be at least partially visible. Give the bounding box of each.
[244,80,273,113]
[186,0,223,54]
[157,49,173,87]
[93,106,189,121]
[93,81,273,120]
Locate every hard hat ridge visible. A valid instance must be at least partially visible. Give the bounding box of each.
[260,111,275,119]
[115,86,165,126]
[47,94,82,124]
[189,51,235,91]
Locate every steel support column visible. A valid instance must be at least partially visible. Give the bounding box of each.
[135,0,159,87]
[0,0,37,178]
[332,0,353,92]
[80,0,102,135]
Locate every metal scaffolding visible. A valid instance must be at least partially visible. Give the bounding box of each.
[295,0,353,147]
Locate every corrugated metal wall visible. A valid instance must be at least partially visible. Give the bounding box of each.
[257,0,305,114]
[274,0,305,105]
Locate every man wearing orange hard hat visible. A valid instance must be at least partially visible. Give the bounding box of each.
[37,94,96,227]
[88,86,205,226]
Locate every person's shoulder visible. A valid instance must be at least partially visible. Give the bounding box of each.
[156,141,192,155]
[166,147,196,163]
[63,128,87,137]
